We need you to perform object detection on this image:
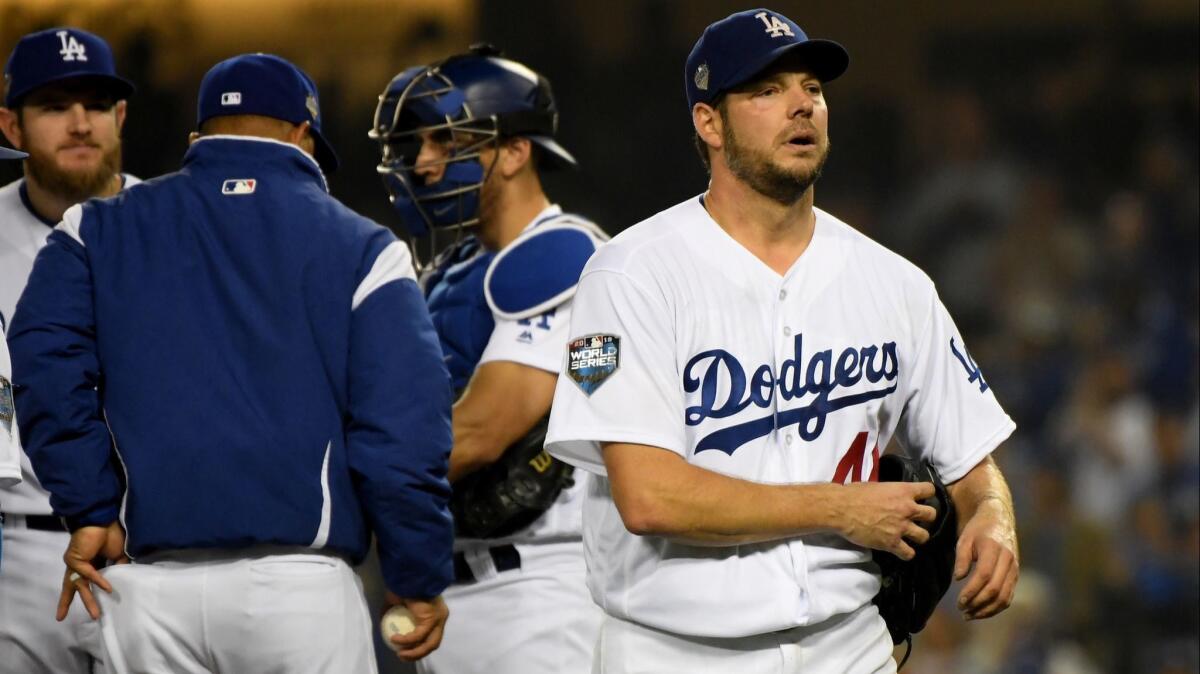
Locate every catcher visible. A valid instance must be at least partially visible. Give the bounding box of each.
[369,45,607,674]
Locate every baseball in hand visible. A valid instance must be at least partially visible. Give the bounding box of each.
[380,605,417,650]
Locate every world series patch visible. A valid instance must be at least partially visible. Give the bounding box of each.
[0,375,13,434]
[567,334,619,395]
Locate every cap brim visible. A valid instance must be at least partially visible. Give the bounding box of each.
[0,146,28,160]
[310,128,340,174]
[528,136,577,171]
[724,39,849,95]
[6,73,135,108]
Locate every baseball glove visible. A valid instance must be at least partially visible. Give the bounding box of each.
[872,453,958,665]
[449,415,574,539]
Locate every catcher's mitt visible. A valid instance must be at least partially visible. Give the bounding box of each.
[450,415,574,539]
[872,453,958,665]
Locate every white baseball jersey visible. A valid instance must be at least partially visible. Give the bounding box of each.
[0,330,21,490]
[545,195,1015,639]
[0,175,139,514]
[418,206,607,674]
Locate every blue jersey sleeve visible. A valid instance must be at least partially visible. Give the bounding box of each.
[347,238,455,598]
[9,210,123,530]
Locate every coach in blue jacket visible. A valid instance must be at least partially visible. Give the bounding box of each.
[7,54,454,673]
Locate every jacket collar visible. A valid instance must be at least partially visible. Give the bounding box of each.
[183,135,328,193]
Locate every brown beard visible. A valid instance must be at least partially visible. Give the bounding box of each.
[25,141,122,204]
[722,123,829,206]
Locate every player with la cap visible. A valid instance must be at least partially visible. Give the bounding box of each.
[8,52,454,672]
[370,43,606,674]
[0,27,138,674]
[545,8,1019,674]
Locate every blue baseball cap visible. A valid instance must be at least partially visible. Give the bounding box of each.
[197,53,339,174]
[685,8,849,111]
[0,146,27,159]
[4,27,135,108]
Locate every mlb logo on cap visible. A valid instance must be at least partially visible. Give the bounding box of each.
[197,53,339,173]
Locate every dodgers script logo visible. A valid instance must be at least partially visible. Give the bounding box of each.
[684,334,898,455]
[567,334,619,395]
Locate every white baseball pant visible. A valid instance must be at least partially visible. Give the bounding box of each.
[592,602,896,674]
[0,517,107,673]
[94,547,377,674]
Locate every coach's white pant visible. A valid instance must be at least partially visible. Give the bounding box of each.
[0,520,107,674]
[417,539,601,674]
[95,548,377,674]
[592,602,896,674]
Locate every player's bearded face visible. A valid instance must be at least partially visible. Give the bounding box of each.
[25,134,122,204]
[722,116,829,206]
[18,86,124,203]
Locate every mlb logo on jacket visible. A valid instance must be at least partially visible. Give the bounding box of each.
[221,179,256,195]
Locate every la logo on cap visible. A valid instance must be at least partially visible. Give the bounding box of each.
[754,12,794,38]
[56,30,88,62]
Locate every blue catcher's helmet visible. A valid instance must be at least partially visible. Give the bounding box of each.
[369,44,576,243]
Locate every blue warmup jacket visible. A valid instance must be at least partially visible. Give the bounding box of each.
[7,136,454,598]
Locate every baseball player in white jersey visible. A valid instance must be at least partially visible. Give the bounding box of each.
[1,146,28,564]
[0,27,137,674]
[370,45,605,673]
[545,9,1020,674]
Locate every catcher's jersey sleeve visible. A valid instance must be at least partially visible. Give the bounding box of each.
[546,268,686,475]
[894,288,1015,482]
[0,331,22,488]
[477,300,573,374]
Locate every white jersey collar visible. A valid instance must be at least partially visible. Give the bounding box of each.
[689,195,835,284]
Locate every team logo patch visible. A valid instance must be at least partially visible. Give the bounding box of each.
[0,375,14,434]
[694,63,709,91]
[567,334,619,395]
[221,178,256,195]
[305,94,319,120]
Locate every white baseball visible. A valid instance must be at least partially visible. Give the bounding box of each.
[380,605,417,651]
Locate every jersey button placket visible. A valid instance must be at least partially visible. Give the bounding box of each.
[773,282,794,451]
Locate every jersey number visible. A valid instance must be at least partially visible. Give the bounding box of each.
[518,307,555,331]
[832,432,879,484]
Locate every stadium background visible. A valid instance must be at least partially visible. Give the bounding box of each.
[2,1,1196,672]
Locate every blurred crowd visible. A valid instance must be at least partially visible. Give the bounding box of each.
[863,29,1200,674]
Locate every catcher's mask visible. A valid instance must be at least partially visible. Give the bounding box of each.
[369,44,577,267]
